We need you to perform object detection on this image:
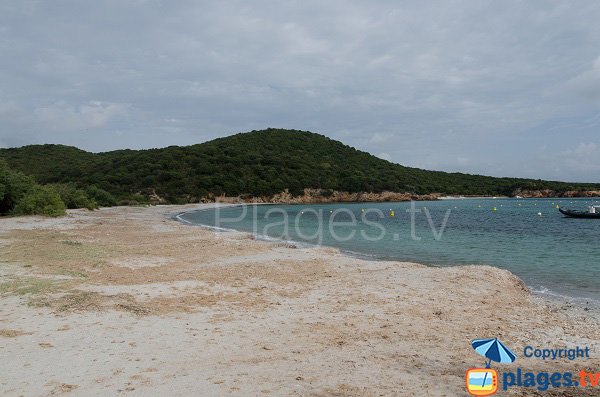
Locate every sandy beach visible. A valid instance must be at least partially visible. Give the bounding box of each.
[1,204,599,396]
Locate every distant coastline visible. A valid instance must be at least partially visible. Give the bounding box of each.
[199,188,600,205]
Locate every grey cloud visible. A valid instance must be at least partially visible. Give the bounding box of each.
[553,57,600,102]
[0,1,599,180]
[34,101,129,131]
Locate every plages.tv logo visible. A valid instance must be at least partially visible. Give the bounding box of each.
[466,338,517,396]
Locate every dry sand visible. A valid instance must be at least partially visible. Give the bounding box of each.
[1,205,599,396]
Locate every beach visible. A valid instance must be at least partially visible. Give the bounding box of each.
[1,204,599,396]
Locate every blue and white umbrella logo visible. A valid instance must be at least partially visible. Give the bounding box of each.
[472,338,517,368]
[471,338,517,368]
[470,338,516,392]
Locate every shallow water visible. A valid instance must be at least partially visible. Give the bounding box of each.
[179,198,600,302]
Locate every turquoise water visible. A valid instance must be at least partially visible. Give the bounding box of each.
[178,198,600,302]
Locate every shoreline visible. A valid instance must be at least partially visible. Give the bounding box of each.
[1,204,599,396]
[188,193,600,206]
[173,204,600,311]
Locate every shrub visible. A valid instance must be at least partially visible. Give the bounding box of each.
[85,185,117,207]
[0,160,37,214]
[50,184,98,210]
[320,189,334,198]
[12,186,67,217]
[117,193,150,206]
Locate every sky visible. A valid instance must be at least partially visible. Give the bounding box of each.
[1,1,600,182]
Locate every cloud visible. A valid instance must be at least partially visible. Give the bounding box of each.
[376,152,392,161]
[0,101,19,117]
[573,142,597,156]
[370,133,391,144]
[456,157,470,166]
[554,56,600,102]
[0,1,600,180]
[550,142,600,175]
[34,101,128,131]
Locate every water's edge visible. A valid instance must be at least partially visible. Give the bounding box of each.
[170,204,600,312]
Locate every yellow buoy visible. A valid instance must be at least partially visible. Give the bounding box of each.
[390,210,395,217]
[556,205,559,209]
[493,207,497,211]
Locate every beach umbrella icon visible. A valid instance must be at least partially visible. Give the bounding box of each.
[472,338,516,367]
[471,338,516,391]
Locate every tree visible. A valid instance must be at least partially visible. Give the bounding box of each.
[85,186,117,207]
[2,129,600,204]
[13,185,66,217]
[0,160,36,214]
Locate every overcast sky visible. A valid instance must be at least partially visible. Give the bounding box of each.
[1,1,600,182]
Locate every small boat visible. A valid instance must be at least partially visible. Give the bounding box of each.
[559,206,600,219]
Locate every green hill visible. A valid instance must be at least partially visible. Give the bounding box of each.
[1,128,598,204]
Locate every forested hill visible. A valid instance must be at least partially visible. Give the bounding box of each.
[1,128,599,204]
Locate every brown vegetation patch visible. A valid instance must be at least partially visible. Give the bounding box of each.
[146,291,271,314]
[0,276,64,296]
[0,230,119,277]
[0,211,340,315]
[37,290,152,315]
[0,329,30,338]
[48,383,79,395]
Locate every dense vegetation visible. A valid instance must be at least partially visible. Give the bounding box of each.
[0,161,65,216]
[1,128,599,212]
[0,160,115,216]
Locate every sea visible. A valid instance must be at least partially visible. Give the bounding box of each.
[177,198,600,304]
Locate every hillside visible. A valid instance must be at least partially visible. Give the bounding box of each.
[1,128,599,204]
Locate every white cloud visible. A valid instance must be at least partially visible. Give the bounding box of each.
[34,101,128,131]
[370,133,391,144]
[376,152,392,161]
[563,142,598,156]
[456,156,470,166]
[574,142,597,155]
[556,142,600,175]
